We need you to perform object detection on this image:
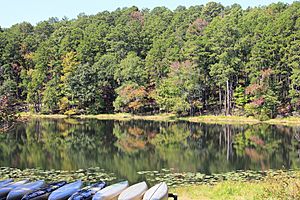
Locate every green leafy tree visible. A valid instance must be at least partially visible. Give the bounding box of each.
[67,64,105,114]
[115,52,147,85]
[155,61,202,115]
[206,8,242,115]
[92,54,118,113]
[202,2,224,22]
[0,2,299,118]
[233,85,248,109]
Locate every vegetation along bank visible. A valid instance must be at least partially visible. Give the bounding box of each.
[1,167,299,200]
[1,2,300,124]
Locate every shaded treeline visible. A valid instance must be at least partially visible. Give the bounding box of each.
[1,2,300,119]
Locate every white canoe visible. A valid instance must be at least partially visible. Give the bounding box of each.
[93,181,129,200]
[0,180,29,199]
[118,182,148,200]
[0,179,14,188]
[7,180,45,200]
[48,180,82,200]
[143,182,168,200]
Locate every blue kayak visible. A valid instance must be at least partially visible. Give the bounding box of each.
[0,179,14,188]
[48,180,82,200]
[0,180,29,199]
[68,181,106,200]
[21,181,67,200]
[7,180,45,200]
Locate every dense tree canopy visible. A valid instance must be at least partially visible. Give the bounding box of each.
[1,2,300,119]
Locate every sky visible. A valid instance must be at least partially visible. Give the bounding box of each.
[0,0,295,28]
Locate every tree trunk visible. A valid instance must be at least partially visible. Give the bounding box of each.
[229,79,233,114]
[219,85,222,113]
[226,80,230,115]
[224,87,227,115]
[190,99,193,116]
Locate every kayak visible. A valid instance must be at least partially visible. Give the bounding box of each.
[48,180,82,200]
[143,182,168,200]
[0,179,14,188]
[92,181,129,200]
[68,181,106,200]
[7,180,45,200]
[118,182,148,200]
[0,180,29,199]
[21,181,67,200]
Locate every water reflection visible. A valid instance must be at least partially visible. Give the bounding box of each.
[0,119,299,182]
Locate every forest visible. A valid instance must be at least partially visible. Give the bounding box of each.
[0,1,300,120]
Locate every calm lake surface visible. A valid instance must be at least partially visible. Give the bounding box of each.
[1,118,300,182]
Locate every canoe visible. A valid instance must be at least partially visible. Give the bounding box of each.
[118,182,148,200]
[92,181,129,200]
[21,181,67,200]
[0,179,14,188]
[68,181,106,200]
[0,180,29,199]
[143,182,168,200]
[7,180,45,200]
[48,180,82,200]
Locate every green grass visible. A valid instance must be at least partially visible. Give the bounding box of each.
[20,112,178,122]
[171,172,300,200]
[20,112,259,123]
[171,181,264,200]
[180,115,260,125]
[77,113,177,121]
[19,112,300,126]
[266,117,300,126]
[19,112,68,119]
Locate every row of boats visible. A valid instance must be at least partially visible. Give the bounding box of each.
[0,179,176,200]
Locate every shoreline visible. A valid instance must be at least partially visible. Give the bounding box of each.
[19,113,300,126]
[0,166,299,199]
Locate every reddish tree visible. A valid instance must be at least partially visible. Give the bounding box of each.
[187,18,209,36]
[130,11,144,25]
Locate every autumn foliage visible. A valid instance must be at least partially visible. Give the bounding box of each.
[0,96,17,130]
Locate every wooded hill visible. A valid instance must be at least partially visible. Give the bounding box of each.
[1,2,300,119]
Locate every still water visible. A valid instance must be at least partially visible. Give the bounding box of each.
[0,118,300,182]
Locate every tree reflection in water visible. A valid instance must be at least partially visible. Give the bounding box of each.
[0,119,299,182]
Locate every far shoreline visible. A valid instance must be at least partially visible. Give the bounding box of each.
[19,113,300,126]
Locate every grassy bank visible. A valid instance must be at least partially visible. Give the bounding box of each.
[1,166,299,200]
[20,113,178,122]
[0,163,299,200]
[180,115,260,125]
[77,113,180,122]
[19,113,68,119]
[170,173,300,200]
[20,112,300,126]
[265,117,300,126]
[171,182,264,200]
[20,113,261,124]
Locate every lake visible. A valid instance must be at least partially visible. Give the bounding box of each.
[0,118,300,183]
